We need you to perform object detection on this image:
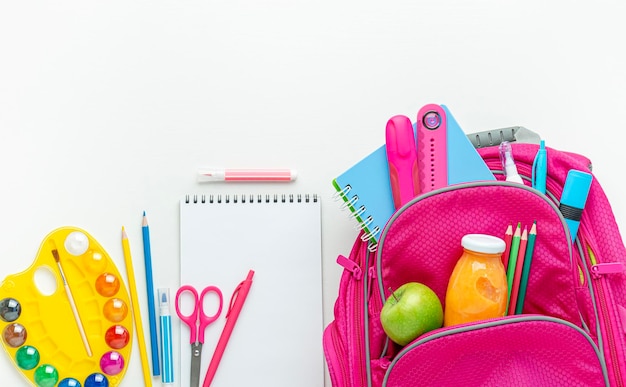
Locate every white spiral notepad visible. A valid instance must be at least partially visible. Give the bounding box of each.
[179,193,323,387]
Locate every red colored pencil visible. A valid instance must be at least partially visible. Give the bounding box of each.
[502,224,513,270]
[508,226,528,315]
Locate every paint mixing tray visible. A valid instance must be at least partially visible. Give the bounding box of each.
[0,227,133,387]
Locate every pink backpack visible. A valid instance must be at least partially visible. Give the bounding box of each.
[323,140,626,386]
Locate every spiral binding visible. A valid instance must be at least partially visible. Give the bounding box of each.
[332,184,351,200]
[333,183,379,252]
[339,194,359,211]
[185,193,318,204]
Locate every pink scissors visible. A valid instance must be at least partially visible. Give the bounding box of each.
[176,285,223,387]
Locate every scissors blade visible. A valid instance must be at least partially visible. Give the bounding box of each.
[190,342,203,387]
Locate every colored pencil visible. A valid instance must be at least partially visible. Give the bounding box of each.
[142,212,160,376]
[508,226,528,315]
[506,222,521,311]
[516,221,537,314]
[502,223,513,270]
[122,227,153,387]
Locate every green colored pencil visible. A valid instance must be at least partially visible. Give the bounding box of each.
[506,222,522,311]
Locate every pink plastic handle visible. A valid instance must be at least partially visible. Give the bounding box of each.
[176,285,200,343]
[197,286,223,343]
[176,285,223,344]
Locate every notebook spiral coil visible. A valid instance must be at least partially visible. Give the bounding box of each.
[333,184,380,252]
[185,193,318,204]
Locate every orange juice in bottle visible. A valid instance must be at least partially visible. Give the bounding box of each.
[444,234,508,326]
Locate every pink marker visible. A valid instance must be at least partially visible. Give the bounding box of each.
[385,115,420,209]
[197,168,297,182]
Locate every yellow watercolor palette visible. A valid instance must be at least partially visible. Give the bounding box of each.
[0,227,133,387]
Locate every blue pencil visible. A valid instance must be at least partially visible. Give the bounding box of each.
[142,211,160,376]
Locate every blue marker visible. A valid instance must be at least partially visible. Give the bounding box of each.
[158,288,174,385]
[559,170,593,242]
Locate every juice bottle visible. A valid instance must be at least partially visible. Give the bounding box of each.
[444,234,508,326]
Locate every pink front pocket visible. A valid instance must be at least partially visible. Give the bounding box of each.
[382,316,607,387]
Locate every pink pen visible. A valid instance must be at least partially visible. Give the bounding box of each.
[203,270,254,387]
[385,115,420,209]
[197,168,297,182]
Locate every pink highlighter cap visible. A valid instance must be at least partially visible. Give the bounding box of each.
[385,115,420,209]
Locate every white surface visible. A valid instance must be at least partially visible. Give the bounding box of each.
[1,1,625,386]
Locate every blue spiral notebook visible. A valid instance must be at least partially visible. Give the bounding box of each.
[332,105,495,249]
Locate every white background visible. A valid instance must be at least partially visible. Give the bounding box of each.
[1,1,625,386]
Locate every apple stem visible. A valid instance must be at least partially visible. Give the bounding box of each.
[389,287,399,302]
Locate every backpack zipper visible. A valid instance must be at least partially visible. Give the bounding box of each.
[596,278,623,387]
[582,238,625,387]
[327,239,370,387]
[326,322,349,386]
[329,255,361,386]
[382,315,608,386]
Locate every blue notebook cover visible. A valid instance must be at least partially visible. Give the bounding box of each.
[332,144,394,248]
[332,105,494,248]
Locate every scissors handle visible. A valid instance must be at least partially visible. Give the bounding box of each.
[176,285,200,343]
[175,285,224,344]
[197,286,223,343]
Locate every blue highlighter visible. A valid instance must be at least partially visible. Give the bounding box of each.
[559,169,593,242]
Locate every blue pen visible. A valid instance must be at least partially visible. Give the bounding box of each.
[142,212,160,376]
[559,169,593,242]
[532,140,547,194]
[158,288,174,384]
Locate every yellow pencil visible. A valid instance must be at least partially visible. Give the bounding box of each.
[121,227,153,387]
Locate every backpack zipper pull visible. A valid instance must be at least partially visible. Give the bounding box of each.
[336,255,362,279]
[591,262,626,278]
[367,266,377,299]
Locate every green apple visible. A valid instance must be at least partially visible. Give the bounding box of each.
[380,282,443,346]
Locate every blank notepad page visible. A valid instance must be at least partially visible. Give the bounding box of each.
[180,193,323,387]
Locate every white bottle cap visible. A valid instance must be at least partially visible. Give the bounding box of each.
[461,234,506,254]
